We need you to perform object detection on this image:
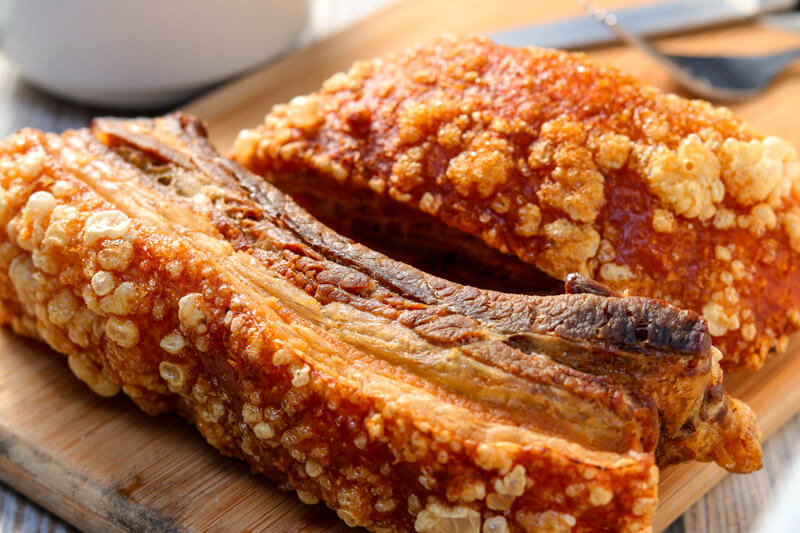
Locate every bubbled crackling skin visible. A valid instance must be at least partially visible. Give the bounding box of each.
[232,34,800,372]
[0,113,760,533]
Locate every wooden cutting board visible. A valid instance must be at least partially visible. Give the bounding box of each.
[2,1,800,532]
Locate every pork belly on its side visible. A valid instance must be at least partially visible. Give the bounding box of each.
[0,113,760,533]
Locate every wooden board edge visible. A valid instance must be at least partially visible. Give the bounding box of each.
[0,423,183,533]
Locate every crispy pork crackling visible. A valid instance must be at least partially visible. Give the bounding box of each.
[233,35,800,372]
[0,114,760,533]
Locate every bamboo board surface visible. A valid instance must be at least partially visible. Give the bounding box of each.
[1,0,799,531]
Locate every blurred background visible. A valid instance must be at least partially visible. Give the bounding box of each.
[0,0,391,136]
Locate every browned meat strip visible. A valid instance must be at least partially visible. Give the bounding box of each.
[0,113,760,533]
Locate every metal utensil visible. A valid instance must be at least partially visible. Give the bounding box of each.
[760,10,800,33]
[491,0,798,50]
[584,1,800,101]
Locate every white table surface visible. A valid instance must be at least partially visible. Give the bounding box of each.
[0,1,798,532]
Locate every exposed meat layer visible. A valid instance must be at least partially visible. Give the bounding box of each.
[233,34,800,372]
[283,183,566,295]
[0,114,760,533]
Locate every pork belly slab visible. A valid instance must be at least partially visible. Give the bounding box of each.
[233,34,800,372]
[0,114,760,532]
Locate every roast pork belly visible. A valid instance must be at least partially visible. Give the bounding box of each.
[233,34,800,372]
[0,114,760,533]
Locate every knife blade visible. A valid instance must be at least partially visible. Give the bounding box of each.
[490,0,798,50]
[759,10,800,32]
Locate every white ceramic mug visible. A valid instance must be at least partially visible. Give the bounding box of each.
[0,0,310,108]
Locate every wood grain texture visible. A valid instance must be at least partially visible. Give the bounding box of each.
[0,0,799,532]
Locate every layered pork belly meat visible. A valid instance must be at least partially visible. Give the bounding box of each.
[0,114,760,532]
[233,35,800,372]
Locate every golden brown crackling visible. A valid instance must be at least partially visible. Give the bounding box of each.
[180,99,762,475]
[129,115,750,470]
[232,34,800,371]
[0,115,764,532]
[209,119,763,478]
[0,122,661,533]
